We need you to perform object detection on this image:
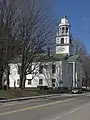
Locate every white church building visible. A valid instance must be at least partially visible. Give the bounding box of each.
[9,15,83,89]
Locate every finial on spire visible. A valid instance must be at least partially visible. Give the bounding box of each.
[64,15,67,19]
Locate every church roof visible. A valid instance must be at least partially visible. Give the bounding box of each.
[35,53,68,62]
[10,53,68,63]
[67,54,79,62]
[10,54,80,63]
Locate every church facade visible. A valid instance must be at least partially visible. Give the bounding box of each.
[9,16,83,89]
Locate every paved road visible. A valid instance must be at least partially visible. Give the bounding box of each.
[0,93,90,120]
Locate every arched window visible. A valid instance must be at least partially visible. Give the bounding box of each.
[61,38,64,44]
[66,27,68,33]
[62,27,64,33]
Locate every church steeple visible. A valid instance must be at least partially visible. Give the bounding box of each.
[56,15,73,55]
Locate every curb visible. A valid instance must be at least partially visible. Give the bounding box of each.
[0,93,63,103]
[0,93,81,103]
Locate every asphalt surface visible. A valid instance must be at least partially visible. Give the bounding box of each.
[0,93,90,120]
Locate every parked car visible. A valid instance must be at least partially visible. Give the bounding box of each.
[72,87,82,94]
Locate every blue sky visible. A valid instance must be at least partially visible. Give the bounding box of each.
[51,0,90,52]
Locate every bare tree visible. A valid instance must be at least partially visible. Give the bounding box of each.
[13,0,57,89]
[74,38,90,88]
[74,38,87,70]
[0,0,22,89]
[0,0,56,89]
[74,38,86,55]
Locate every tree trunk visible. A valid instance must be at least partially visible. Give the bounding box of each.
[7,65,10,89]
[22,73,26,89]
[20,75,23,89]
[0,68,4,90]
[14,81,16,89]
[20,43,25,89]
[0,44,4,90]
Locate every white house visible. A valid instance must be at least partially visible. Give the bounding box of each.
[9,15,83,89]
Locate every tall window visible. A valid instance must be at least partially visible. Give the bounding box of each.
[52,79,56,87]
[52,64,56,74]
[66,27,68,33]
[28,79,32,85]
[39,79,43,85]
[52,79,56,83]
[39,65,43,74]
[62,27,64,33]
[61,38,64,44]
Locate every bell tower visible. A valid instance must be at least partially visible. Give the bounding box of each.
[56,15,73,55]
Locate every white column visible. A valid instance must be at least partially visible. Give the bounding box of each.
[75,63,77,87]
[80,66,82,86]
[73,62,75,88]
[76,72,77,87]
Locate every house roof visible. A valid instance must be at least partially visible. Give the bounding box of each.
[67,54,79,62]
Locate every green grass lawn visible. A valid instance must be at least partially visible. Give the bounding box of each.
[0,88,45,99]
[0,88,70,99]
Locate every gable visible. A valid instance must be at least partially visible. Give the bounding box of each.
[67,54,80,62]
